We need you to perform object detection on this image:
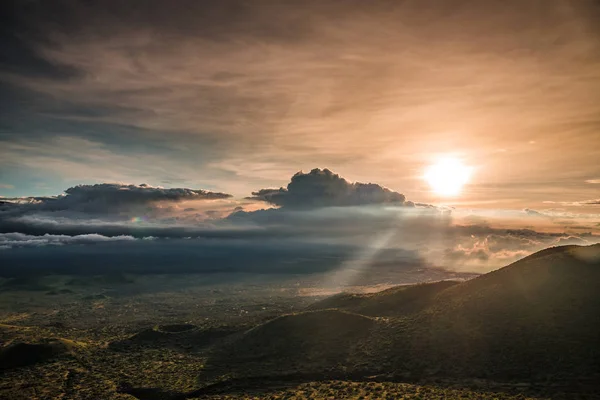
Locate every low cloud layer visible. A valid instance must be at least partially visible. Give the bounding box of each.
[0,232,136,249]
[249,168,406,209]
[544,199,600,207]
[1,169,599,278]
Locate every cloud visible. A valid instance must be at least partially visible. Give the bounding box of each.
[1,237,461,284]
[580,199,600,205]
[56,183,231,212]
[544,199,600,207]
[1,183,231,216]
[585,179,600,184]
[0,184,14,189]
[1,199,598,275]
[527,208,600,221]
[0,232,136,249]
[555,236,590,246]
[444,234,540,267]
[442,229,600,270]
[248,168,406,209]
[523,208,547,217]
[0,174,599,277]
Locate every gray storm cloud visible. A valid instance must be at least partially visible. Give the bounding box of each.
[1,183,231,215]
[57,183,231,213]
[248,168,406,209]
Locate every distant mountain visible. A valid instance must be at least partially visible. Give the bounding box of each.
[205,244,600,384]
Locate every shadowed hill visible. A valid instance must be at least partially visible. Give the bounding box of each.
[307,280,460,317]
[407,243,600,378]
[0,276,51,291]
[206,310,384,376]
[0,338,83,370]
[205,244,600,383]
[427,244,600,318]
[110,324,241,352]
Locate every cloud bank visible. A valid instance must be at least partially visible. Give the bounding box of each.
[0,232,135,249]
[1,169,599,278]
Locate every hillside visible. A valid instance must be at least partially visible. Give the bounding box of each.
[409,243,600,379]
[110,323,240,352]
[308,280,459,317]
[207,310,385,377]
[206,244,600,384]
[0,338,83,370]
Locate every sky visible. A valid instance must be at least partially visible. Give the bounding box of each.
[1,1,599,276]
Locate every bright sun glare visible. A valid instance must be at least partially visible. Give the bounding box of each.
[424,158,472,197]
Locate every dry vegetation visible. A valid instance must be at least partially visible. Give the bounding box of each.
[190,380,549,400]
[1,245,599,399]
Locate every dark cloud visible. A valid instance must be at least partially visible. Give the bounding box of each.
[0,1,82,81]
[1,183,231,215]
[0,237,467,286]
[249,168,406,209]
[581,199,600,205]
[57,183,231,212]
[1,197,598,276]
[0,216,290,240]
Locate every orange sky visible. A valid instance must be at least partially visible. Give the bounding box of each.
[1,1,599,228]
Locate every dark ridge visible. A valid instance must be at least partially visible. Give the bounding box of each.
[0,276,50,291]
[117,383,179,400]
[0,338,79,370]
[81,293,109,300]
[157,324,196,333]
[109,325,240,352]
[205,310,381,376]
[308,280,459,317]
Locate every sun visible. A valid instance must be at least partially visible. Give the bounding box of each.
[424,157,472,197]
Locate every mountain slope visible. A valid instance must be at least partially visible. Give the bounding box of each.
[308,280,459,317]
[409,243,600,378]
[207,309,385,376]
[205,244,600,382]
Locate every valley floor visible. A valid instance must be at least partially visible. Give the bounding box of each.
[1,265,598,399]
